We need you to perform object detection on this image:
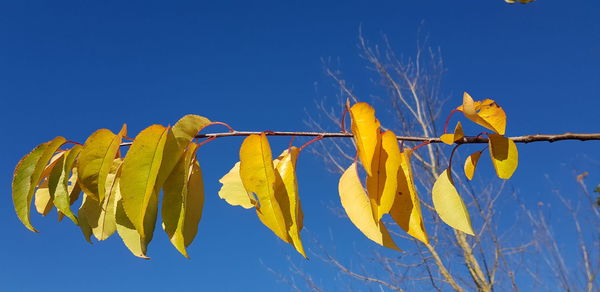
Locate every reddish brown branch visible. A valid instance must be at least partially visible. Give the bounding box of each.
[119,131,600,146]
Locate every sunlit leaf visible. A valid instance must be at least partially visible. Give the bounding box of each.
[488,134,518,179]
[77,125,126,202]
[48,145,82,224]
[162,143,204,258]
[440,122,465,145]
[432,169,474,235]
[350,102,382,176]
[12,136,66,232]
[457,92,507,135]
[389,149,429,244]
[464,151,482,181]
[339,163,401,251]
[115,181,149,259]
[120,125,169,240]
[366,131,401,222]
[34,179,53,216]
[218,162,256,209]
[239,134,290,243]
[91,158,123,240]
[274,147,306,258]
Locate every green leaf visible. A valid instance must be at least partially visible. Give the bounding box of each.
[48,145,82,224]
[12,136,67,232]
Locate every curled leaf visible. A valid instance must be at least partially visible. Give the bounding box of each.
[488,134,518,179]
[48,145,82,224]
[432,169,474,235]
[440,122,465,145]
[350,102,382,176]
[464,151,482,181]
[457,92,507,135]
[390,150,429,244]
[339,163,400,251]
[366,131,401,222]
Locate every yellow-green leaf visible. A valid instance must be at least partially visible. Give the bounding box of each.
[339,163,400,251]
[48,145,82,224]
[239,134,290,243]
[120,124,169,239]
[163,143,204,258]
[457,92,507,135]
[464,151,482,181]
[92,158,123,240]
[34,179,53,216]
[389,149,429,244]
[115,182,149,259]
[218,162,256,209]
[440,122,465,145]
[366,131,401,222]
[350,102,382,176]
[274,147,306,258]
[488,134,518,179]
[432,169,474,235]
[77,125,126,202]
[12,136,66,232]
[77,193,100,243]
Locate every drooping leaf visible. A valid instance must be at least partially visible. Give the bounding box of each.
[366,131,401,222]
[389,149,429,244]
[48,145,82,224]
[77,125,126,202]
[457,92,507,135]
[34,179,53,216]
[12,136,66,232]
[77,193,100,243]
[120,125,169,240]
[350,102,382,176]
[432,169,474,235]
[440,122,465,145]
[488,134,518,179]
[92,158,123,240]
[162,143,204,258]
[273,147,306,258]
[218,162,256,209]
[339,163,401,251]
[115,181,149,259]
[156,115,210,189]
[464,151,483,181]
[239,134,290,243]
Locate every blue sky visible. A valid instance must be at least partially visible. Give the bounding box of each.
[1,1,599,291]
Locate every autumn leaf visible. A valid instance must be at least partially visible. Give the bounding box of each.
[389,149,429,244]
[339,163,401,251]
[120,125,169,240]
[218,162,257,209]
[432,169,474,235]
[91,158,123,240]
[350,102,382,176]
[366,131,401,222]
[12,136,67,232]
[457,92,507,135]
[488,134,518,179]
[115,181,149,259]
[34,179,53,216]
[77,125,126,202]
[48,145,82,224]
[464,151,483,181]
[162,143,204,258]
[440,122,465,145]
[239,134,291,243]
[273,147,306,258]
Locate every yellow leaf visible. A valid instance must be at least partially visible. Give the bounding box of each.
[339,163,401,251]
[77,125,126,202]
[274,147,306,258]
[92,158,123,240]
[389,149,429,244]
[457,93,507,135]
[488,134,518,179]
[120,125,169,240]
[366,131,401,222]
[440,122,465,145]
[162,143,205,258]
[350,102,382,176]
[115,181,150,259]
[48,145,82,224]
[34,179,53,216]
[12,136,66,232]
[77,193,98,243]
[432,169,474,235]
[464,151,482,181]
[239,134,290,243]
[218,162,256,209]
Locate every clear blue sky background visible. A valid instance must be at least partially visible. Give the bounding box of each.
[1,1,599,291]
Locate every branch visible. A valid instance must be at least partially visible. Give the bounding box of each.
[118,131,600,146]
